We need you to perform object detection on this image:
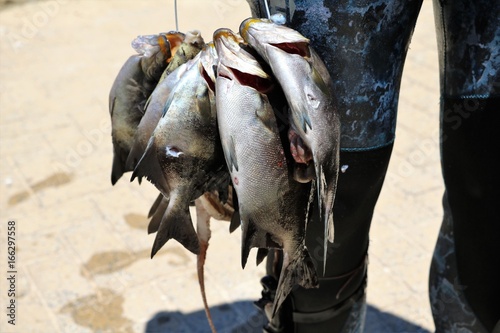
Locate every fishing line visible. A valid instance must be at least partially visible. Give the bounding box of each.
[174,0,179,31]
[263,0,271,19]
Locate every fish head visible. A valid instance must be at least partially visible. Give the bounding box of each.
[131,31,184,58]
[183,30,205,49]
[213,28,272,93]
[239,18,311,59]
[163,30,205,76]
[163,31,186,62]
[131,32,186,80]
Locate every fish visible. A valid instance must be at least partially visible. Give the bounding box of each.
[240,18,341,274]
[214,28,318,317]
[138,39,230,329]
[131,43,227,257]
[109,32,184,185]
[126,31,205,173]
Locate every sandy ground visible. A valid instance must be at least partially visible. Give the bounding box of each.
[1,0,442,332]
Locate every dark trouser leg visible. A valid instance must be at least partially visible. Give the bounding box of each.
[246,0,423,331]
[430,0,500,331]
[430,97,500,332]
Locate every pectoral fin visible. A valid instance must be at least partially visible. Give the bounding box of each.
[131,136,169,196]
[229,190,240,233]
[111,148,126,185]
[225,136,239,172]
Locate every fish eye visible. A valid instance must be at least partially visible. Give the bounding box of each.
[165,145,184,158]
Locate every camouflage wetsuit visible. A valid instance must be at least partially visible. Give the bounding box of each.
[247,0,500,332]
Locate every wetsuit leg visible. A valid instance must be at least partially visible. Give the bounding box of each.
[246,1,423,331]
[430,1,500,331]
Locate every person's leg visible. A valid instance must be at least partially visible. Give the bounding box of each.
[430,0,500,331]
[246,0,423,331]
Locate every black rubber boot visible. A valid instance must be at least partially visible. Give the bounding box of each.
[431,0,500,329]
[430,97,500,332]
[257,145,393,333]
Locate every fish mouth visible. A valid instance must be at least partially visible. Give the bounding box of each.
[287,128,315,183]
[162,31,185,61]
[214,29,273,93]
[213,28,239,43]
[220,64,275,94]
[239,18,311,55]
[199,43,217,92]
[239,18,271,41]
[288,129,312,164]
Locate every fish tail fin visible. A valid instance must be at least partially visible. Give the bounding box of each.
[151,200,199,257]
[272,247,318,318]
[148,193,164,218]
[147,195,169,234]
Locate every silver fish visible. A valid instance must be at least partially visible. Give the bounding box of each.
[214,28,318,317]
[131,44,225,257]
[126,31,205,173]
[109,32,184,185]
[240,18,340,274]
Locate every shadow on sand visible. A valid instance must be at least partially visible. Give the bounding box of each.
[145,300,431,333]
